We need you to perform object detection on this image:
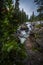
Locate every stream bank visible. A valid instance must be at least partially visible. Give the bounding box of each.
[24,27,43,65]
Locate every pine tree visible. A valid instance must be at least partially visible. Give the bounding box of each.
[30,12,35,22]
[15,0,19,11]
[34,0,43,21]
[0,0,27,65]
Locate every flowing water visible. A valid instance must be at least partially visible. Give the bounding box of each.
[17,22,33,43]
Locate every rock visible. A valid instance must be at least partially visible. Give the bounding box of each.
[36,28,43,48]
[24,27,43,65]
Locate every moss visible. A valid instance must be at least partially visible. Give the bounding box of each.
[32,46,40,52]
[35,24,41,28]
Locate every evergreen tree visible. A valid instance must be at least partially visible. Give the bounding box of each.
[12,0,20,27]
[0,0,27,65]
[29,12,35,22]
[20,9,28,23]
[15,0,19,11]
[34,0,43,21]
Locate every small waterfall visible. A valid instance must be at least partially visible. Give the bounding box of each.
[17,22,33,44]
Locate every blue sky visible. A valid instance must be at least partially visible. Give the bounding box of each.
[19,0,38,17]
[14,0,38,17]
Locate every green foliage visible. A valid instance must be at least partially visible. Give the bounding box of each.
[0,0,27,65]
[35,24,41,28]
[20,9,28,23]
[2,40,18,52]
[0,40,27,65]
[34,0,43,21]
[35,23,43,29]
[29,12,36,22]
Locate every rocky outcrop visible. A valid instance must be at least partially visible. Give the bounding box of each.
[24,27,43,65]
[35,28,43,48]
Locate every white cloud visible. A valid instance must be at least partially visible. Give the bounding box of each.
[19,3,32,18]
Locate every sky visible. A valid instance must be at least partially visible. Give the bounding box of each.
[19,0,38,18]
[14,0,38,18]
